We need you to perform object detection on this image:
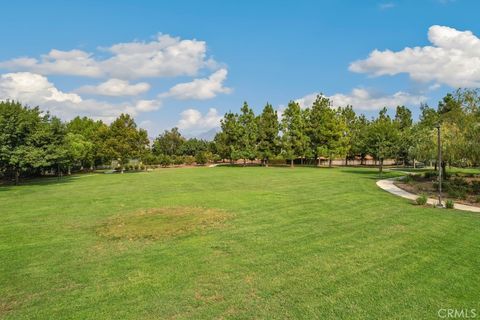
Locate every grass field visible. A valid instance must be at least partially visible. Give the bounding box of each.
[1,167,479,319]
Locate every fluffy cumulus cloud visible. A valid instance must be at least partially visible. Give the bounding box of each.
[0,34,231,125]
[349,25,480,87]
[0,72,161,122]
[160,68,231,100]
[75,79,150,96]
[296,88,425,111]
[0,34,215,80]
[177,108,222,131]
[0,72,82,104]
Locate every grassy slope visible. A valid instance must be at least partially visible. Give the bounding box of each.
[0,167,479,319]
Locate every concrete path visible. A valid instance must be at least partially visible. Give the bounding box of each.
[376,177,480,213]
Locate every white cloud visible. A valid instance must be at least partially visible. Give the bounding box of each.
[379,2,395,10]
[0,34,216,80]
[0,72,161,122]
[296,88,425,111]
[75,79,150,96]
[349,25,480,88]
[177,108,222,131]
[0,72,82,104]
[160,68,231,100]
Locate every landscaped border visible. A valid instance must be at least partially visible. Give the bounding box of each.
[376,177,480,213]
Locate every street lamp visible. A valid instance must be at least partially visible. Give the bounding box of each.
[436,123,443,208]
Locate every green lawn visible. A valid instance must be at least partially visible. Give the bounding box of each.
[1,167,479,319]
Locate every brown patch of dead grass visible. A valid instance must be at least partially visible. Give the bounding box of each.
[97,207,231,241]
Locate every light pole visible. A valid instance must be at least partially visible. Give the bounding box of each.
[436,123,443,208]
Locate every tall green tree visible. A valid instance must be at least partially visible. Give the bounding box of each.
[281,101,309,167]
[105,114,149,173]
[394,105,413,165]
[366,108,400,175]
[153,127,185,156]
[238,102,258,165]
[307,95,347,167]
[219,111,242,163]
[256,103,279,167]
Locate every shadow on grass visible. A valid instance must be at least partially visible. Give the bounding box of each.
[340,167,401,180]
[0,175,80,190]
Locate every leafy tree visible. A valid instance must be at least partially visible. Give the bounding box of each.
[281,101,309,167]
[219,112,242,163]
[394,105,413,165]
[256,103,279,166]
[152,127,185,156]
[307,95,347,167]
[178,138,209,156]
[238,102,258,165]
[67,116,108,168]
[105,114,149,173]
[65,132,94,173]
[366,108,400,175]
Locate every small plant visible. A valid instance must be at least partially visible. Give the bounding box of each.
[423,171,437,179]
[416,194,428,205]
[445,199,454,209]
[403,175,414,183]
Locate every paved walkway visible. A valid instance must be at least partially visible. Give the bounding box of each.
[376,177,480,213]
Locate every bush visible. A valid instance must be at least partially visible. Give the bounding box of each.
[195,151,211,165]
[448,188,467,199]
[445,199,454,209]
[173,156,185,165]
[416,194,428,205]
[471,181,480,193]
[184,156,195,165]
[158,155,172,167]
[423,171,437,179]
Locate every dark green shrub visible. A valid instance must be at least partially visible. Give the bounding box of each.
[445,199,454,209]
[416,194,428,205]
[447,188,467,199]
[471,181,480,193]
[423,171,437,179]
[403,175,414,183]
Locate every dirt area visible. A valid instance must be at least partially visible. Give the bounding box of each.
[97,207,232,241]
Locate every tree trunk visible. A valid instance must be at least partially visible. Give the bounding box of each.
[290,159,294,168]
[329,157,332,168]
[434,161,437,171]
[442,161,447,180]
[68,166,71,175]
[316,154,320,167]
[265,158,269,168]
[243,158,246,167]
[15,169,19,185]
[413,159,416,169]
[379,158,384,176]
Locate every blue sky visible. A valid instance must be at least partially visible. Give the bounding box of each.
[0,0,479,137]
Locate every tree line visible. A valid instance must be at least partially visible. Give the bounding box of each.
[1,89,479,184]
[214,90,480,175]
